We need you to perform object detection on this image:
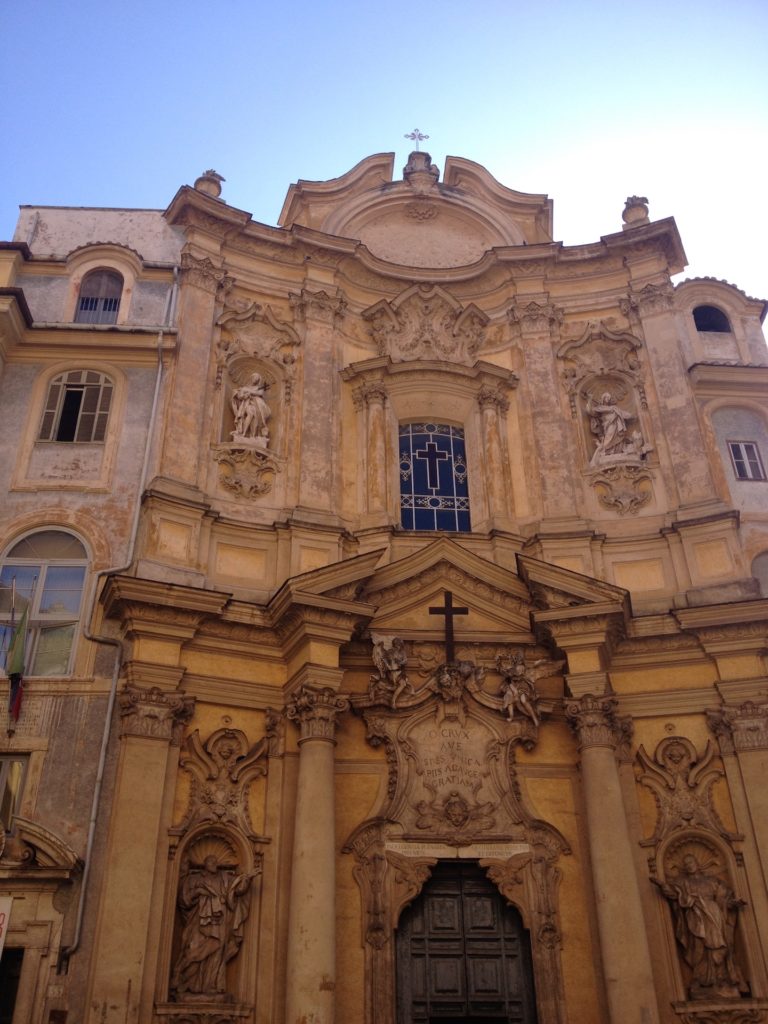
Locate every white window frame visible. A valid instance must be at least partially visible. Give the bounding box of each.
[727,440,766,481]
[0,532,88,678]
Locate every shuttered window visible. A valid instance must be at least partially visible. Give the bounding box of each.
[39,370,113,443]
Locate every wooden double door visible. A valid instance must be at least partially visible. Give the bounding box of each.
[396,861,537,1024]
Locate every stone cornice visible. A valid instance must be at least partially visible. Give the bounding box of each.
[688,363,768,396]
[101,574,230,621]
[164,184,253,233]
[1,319,176,374]
[675,600,768,632]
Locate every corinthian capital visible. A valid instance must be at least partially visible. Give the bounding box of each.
[622,281,674,317]
[180,251,234,296]
[707,700,768,754]
[477,384,510,413]
[285,686,350,742]
[507,300,564,337]
[119,685,195,744]
[565,694,624,750]
[289,287,347,325]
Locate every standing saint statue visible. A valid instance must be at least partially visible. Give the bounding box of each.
[231,372,270,444]
[657,853,748,1000]
[171,854,260,1000]
[585,390,636,467]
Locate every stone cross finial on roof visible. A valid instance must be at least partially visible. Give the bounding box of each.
[404,128,429,152]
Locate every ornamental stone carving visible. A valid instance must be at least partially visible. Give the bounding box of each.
[507,300,564,336]
[677,1011,763,1024]
[285,686,350,741]
[477,383,511,412]
[175,727,269,843]
[352,379,388,410]
[620,281,675,317]
[636,736,739,846]
[592,464,654,515]
[288,287,347,324]
[707,701,768,754]
[216,302,301,399]
[118,685,194,743]
[362,284,489,365]
[180,251,234,296]
[565,694,624,749]
[212,443,282,498]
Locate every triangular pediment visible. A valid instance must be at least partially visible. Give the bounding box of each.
[268,540,629,645]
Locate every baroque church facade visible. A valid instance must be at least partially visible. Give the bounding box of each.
[0,151,767,1024]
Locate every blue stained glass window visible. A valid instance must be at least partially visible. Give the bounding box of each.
[399,423,471,532]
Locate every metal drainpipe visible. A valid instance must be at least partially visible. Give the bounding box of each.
[57,296,173,971]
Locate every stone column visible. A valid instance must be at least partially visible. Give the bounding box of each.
[477,384,511,524]
[354,380,389,519]
[622,283,717,508]
[707,700,768,963]
[285,686,349,1024]
[290,287,346,517]
[510,299,581,521]
[565,695,660,1024]
[86,684,194,1024]
[156,250,232,489]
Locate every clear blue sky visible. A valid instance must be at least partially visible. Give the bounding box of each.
[2,0,766,297]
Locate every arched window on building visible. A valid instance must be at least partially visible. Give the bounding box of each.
[74,268,123,324]
[0,531,88,677]
[693,304,732,333]
[38,370,113,442]
[399,422,471,532]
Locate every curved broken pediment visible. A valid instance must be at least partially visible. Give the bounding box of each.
[0,816,82,878]
[279,152,553,270]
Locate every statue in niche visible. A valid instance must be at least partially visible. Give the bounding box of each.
[495,651,545,727]
[171,854,260,1000]
[656,852,748,1000]
[584,389,650,468]
[231,372,270,447]
[369,636,413,708]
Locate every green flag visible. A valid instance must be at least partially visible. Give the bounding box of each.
[6,604,28,679]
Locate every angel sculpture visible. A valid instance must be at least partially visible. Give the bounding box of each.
[370,636,413,708]
[495,651,555,727]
